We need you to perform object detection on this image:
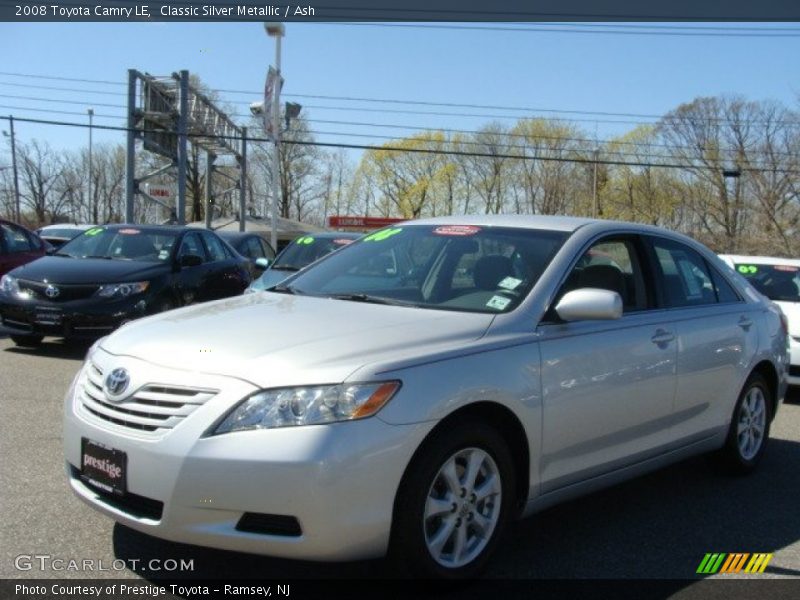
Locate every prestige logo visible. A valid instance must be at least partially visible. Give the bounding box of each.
[83,455,122,480]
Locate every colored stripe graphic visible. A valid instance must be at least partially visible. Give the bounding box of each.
[720,553,749,573]
[744,553,773,573]
[697,553,727,574]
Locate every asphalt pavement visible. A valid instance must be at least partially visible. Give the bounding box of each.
[2,335,800,596]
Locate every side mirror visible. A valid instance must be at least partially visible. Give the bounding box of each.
[255,257,271,270]
[178,254,203,268]
[555,288,623,322]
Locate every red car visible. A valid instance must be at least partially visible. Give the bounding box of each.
[0,218,48,278]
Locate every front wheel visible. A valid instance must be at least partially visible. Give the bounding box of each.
[389,421,515,578]
[718,373,772,474]
[10,334,44,347]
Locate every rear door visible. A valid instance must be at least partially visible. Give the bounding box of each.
[1,222,44,276]
[645,236,758,443]
[200,231,248,298]
[175,232,211,304]
[538,235,679,493]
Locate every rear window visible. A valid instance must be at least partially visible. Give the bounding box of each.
[734,263,800,302]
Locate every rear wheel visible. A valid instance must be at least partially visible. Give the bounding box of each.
[389,421,515,578]
[10,334,44,347]
[718,373,772,474]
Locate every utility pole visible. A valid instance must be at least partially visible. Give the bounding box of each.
[592,148,599,219]
[2,116,22,223]
[265,23,284,252]
[87,108,94,220]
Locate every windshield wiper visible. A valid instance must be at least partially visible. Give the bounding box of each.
[53,252,73,258]
[271,284,301,295]
[327,293,415,307]
[86,255,113,260]
[270,264,301,272]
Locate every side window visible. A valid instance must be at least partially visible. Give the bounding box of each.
[202,233,230,262]
[178,233,207,262]
[1,224,35,253]
[650,238,718,307]
[246,237,266,259]
[260,239,276,260]
[709,268,742,304]
[560,238,647,313]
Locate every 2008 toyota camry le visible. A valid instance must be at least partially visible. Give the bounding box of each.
[63,215,789,578]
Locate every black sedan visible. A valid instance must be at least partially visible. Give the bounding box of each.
[0,224,251,346]
[216,231,276,277]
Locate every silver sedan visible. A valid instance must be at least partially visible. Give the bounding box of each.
[63,215,789,578]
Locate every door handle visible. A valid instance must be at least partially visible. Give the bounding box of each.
[738,316,753,331]
[651,329,675,345]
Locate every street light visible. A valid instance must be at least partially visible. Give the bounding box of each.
[2,115,21,223]
[264,22,284,253]
[88,108,94,211]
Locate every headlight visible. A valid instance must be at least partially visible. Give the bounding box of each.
[0,274,19,295]
[213,381,401,434]
[96,281,149,298]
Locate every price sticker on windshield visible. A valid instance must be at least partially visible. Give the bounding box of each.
[737,265,758,274]
[433,225,481,236]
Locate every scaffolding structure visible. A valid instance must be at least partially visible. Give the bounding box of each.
[125,69,248,229]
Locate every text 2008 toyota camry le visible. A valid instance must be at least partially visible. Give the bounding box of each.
[63,216,788,578]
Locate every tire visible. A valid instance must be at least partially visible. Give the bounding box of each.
[389,421,515,579]
[10,334,44,347]
[718,373,772,475]
[155,298,175,314]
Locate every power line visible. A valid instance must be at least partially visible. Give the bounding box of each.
[3,72,799,127]
[324,22,800,38]
[3,114,798,176]
[2,102,795,166]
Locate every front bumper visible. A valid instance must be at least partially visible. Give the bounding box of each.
[63,352,433,561]
[789,338,800,386]
[0,294,149,339]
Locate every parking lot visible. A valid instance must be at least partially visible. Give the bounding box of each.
[2,335,800,586]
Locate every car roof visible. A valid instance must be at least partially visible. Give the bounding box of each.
[719,254,800,267]
[37,223,95,231]
[409,214,603,232]
[296,231,362,240]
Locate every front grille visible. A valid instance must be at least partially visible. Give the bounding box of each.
[77,362,217,435]
[18,279,99,302]
[236,513,302,537]
[70,465,163,520]
[790,365,800,377]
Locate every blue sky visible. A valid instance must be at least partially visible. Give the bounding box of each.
[0,21,798,161]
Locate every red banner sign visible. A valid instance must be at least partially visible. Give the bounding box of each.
[328,216,406,229]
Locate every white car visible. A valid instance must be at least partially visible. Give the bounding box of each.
[719,255,800,386]
[64,217,788,578]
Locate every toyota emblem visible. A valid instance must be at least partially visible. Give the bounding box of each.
[45,284,60,298]
[104,368,130,398]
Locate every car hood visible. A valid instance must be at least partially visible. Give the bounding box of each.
[10,256,167,283]
[775,300,800,337]
[99,292,495,389]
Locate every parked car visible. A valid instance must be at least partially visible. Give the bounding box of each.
[719,254,800,385]
[216,231,276,278]
[0,218,48,278]
[63,216,787,578]
[0,224,251,346]
[247,231,360,292]
[35,223,95,249]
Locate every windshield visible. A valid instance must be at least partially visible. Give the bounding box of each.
[285,225,568,314]
[273,235,355,270]
[57,227,179,262]
[734,262,800,302]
